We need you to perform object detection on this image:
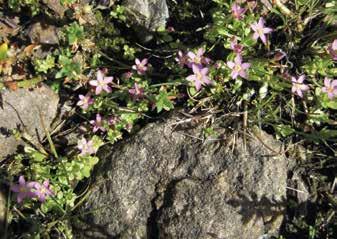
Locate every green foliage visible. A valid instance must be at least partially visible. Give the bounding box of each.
[65,22,85,45]
[110,5,127,22]
[7,0,40,15]
[0,42,8,60]
[34,55,55,74]
[56,54,81,80]
[155,90,174,113]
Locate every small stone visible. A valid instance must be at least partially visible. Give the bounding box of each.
[27,22,59,45]
[0,84,59,160]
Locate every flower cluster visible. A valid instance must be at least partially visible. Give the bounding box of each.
[291,75,309,98]
[77,138,97,156]
[11,176,53,203]
[251,17,273,45]
[291,75,337,99]
[322,77,337,99]
[226,13,273,80]
[227,36,250,79]
[77,93,94,110]
[90,113,106,132]
[132,58,148,75]
[89,113,121,133]
[89,70,113,95]
[231,3,246,20]
[129,83,144,100]
[176,48,213,91]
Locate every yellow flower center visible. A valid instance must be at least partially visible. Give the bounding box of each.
[196,72,202,80]
[328,87,334,94]
[19,187,28,193]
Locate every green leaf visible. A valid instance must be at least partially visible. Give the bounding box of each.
[35,55,55,73]
[155,91,174,113]
[65,22,84,45]
[274,124,295,137]
[0,42,8,60]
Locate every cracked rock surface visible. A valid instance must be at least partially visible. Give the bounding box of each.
[73,111,287,239]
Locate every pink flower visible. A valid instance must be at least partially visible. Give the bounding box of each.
[328,39,337,61]
[132,58,148,75]
[186,65,212,91]
[90,114,106,132]
[77,138,97,156]
[251,17,273,45]
[108,116,119,126]
[10,176,36,203]
[77,94,94,110]
[31,180,53,203]
[128,83,144,100]
[227,54,250,79]
[167,26,175,32]
[187,48,211,68]
[89,70,113,95]
[230,37,244,54]
[322,77,337,99]
[175,51,189,67]
[231,3,246,20]
[291,75,309,98]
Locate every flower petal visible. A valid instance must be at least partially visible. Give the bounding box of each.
[201,67,209,75]
[260,34,267,45]
[298,75,305,83]
[242,63,250,69]
[263,27,273,34]
[89,80,98,87]
[324,77,331,87]
[141,58,148,65]
[186,75,196,82]
[104,76,113,83]
[19,176,25,185]
[227,61,235,69]
[297,89,303,98]
[97,70,104,81]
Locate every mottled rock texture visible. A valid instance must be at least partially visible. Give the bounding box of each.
[123,0,169,31]
[74,112,287,239]
[27,22,59,45]
[0,85,59,159]
[122,0,169,42]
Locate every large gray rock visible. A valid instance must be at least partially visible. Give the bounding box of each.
[74,112,287,239]
[123,0,169,31]
[0,85,59,159]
